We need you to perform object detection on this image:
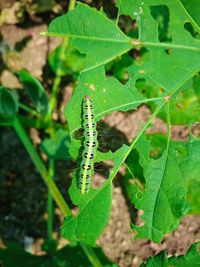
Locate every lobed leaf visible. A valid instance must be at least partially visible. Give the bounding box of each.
[61,145,129,246]
[65,66,162,136]
[117,0,200,93]
[140,242,200,267]
[129,134,200,242]
[45,3,132,72]
[136,76,200,125]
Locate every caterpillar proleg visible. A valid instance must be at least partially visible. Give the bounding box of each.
[79,96,98,194]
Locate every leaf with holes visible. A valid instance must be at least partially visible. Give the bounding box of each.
[44,2,132,72]
[61,145,129,246]
[129,134,200,242]
[136,75,200,125]
[141,242,200,267]
[117,0,200,93]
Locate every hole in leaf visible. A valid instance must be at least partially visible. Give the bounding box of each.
[135,78,146,95]
[129,47,150,63]
[92,161,111,188]
[97,121,128,153]
[184,22,200,40]
[134,209,145,227]
[125,149,145,185]
[165,48,172,55]
[150,5,172,43]
[92,172,106,189]
[105,54,133,84]
[118,15,139,39]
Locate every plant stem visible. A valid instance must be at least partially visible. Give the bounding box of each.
[19,103,39,117]
[68,0,76,11]
[0,120,12,126]
[116,0,121,25]
[48,0,76,118]
[12,117,71,217]
[80,243,103,267]
[166,102,171,149]
[48,74,62,117]
[47,159,55,240]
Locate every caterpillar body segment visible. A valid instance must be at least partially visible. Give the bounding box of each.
[79,96,98,194]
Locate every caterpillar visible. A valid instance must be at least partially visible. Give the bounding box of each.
[79,96,98,194]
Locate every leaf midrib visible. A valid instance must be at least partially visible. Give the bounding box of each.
[43,32,131,44]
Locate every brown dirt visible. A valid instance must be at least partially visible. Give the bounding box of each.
[1,24,48,79]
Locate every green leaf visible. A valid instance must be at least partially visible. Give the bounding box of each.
[136,75,200,125]
[179,136,200,215]
[124,133,167,202]
[40,129,71,160]
[65,66,161,137]
[118,0,200,93]
[179,0,200,29]
[62,182,112,246]
[140,251,168,267]
[130,135,200,243]
[147,133,167,159]
[45,3,132,72]
[140,242,200,267]
[187,179,200,214]
[0,86,19,119]
[62,65,164,245]
[0,242,118,267]
[169,242,200,267]
[105,54,133,83]
[48,44,86,76]
[18,70,49,114]
[61,145,129,246]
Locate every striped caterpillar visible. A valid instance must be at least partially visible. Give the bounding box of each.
[79,96,98,194]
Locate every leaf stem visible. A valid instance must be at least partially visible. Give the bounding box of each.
[80,243,103,267]
[19,103,39,117]
[12,117,72,217]
[116,0,121,25]
[48,74,62,116]
[68,0,76,11]
[48,0,76,117]
[141,40,200,52]
[0,120,12,126]
[47,159,55,240]
[166,102,171,150]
